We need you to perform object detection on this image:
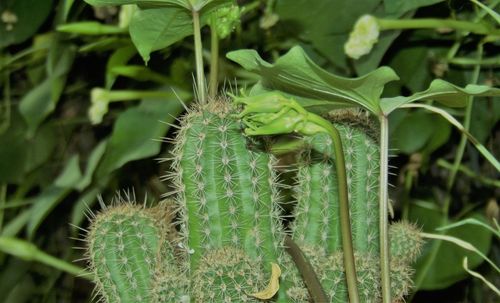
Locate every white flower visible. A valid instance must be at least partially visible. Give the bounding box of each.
[89,88,109,125]
[344,15,380,60]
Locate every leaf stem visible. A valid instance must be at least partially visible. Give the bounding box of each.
[377,18,499,35]
[0,184,6,233]
[378,114,391,303]
[437,159,500,188]
[314,116,360,303]
[0,236,90,279]
[209,27,219,98]
[284,235,329,302]
[192,10,206,104]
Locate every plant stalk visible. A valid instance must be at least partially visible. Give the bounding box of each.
[105,90,179,102]
[315,118,360,303]
[284,235,329,302]
[192,10,206,104]
[379,114,391,303]
[209,27,219,98]
[377,18,499,35]
[0,185,6,233]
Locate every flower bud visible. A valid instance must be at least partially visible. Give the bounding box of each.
[344,15,380,59]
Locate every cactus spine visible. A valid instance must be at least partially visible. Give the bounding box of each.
[169,98,285,301]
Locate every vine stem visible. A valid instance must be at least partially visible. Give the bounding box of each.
[209,27,219,98]
[377,18,499,35]
[315,117,360,303]
[379,114,391,303]
[0,185,6,233]
[284,235,329,302]
[192,10,206,104]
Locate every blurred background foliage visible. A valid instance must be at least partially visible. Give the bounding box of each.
[0,0,498,302]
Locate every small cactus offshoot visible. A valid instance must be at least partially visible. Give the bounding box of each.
[86,200,182,303]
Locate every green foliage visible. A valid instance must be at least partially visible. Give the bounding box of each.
[0,0,54,48]
[1,0,498,302]
[410,203,493,290]
[129,7,193,63]
[227,46,400,115]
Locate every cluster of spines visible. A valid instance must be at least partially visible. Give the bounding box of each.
[292,120,380,254]
[86,201,182,303]
[191,246,267,302]
[167,98,286,300]
[289,112,422,302]
[286,246,414,302]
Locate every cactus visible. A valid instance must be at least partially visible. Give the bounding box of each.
[86,200,184,303]
[167,97,288,300]
[85,102,424,303]
[288,110,423,302]
[292,113,379,254]
[287,232,418,302]
[389,221,424,264]
[191,246,268,302]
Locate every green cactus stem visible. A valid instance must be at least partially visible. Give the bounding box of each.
[86,201,178,303]
[191,246,268,302]
[169,97,284,278]
[287,247,414,303]
[235,92,361,303]
[292,114,380,255]
[389,221,423,264]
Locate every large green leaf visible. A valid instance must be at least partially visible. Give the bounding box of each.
[105,45,137,89]
[227,45,399,115]
[85,0,229,11]
[27,186,71,239]
[391,112,435,154]
[18,44,76,135]
[383,0,444,15]
[410,202,493,290]
[96,91,189,176]
[380,80,500,114]
[85,0,191,9]
[0,0,53,48]
[0,115,56,183]
[110,65,171,83]
[275,0,381,71]
[76,141,108,191]
[129,6,193,63]
[54,155,82,188]
[128,0,232,63]
[57,22,127,35]
[390,111,451,155]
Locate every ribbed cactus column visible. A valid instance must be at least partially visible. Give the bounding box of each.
[289,112,422,302]
[87,202,182,303]
[292,116,379,254]
[170,98,285,301]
